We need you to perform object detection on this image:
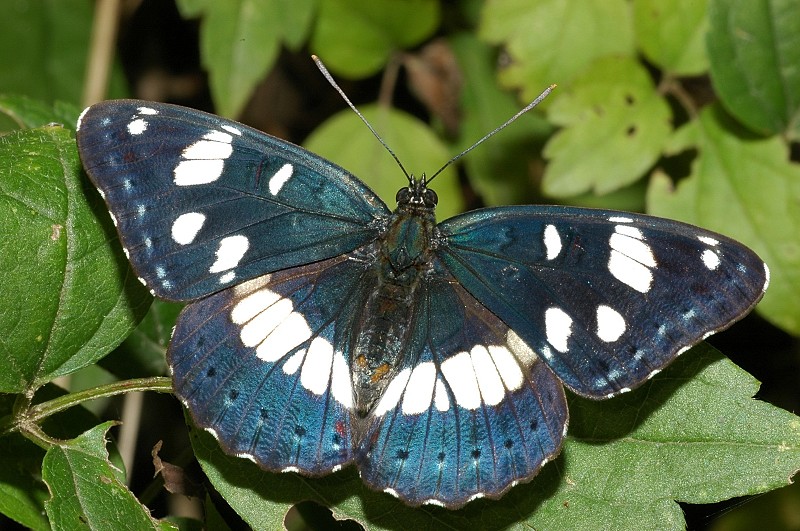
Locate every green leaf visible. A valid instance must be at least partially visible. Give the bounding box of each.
[311,0,440,78]
[647,104,800,334]
[707,0,800,137]
[553,346,800,528]
[0,126,151,393]
[633,0,710,75]
[42,422,164,530]
[177,0,316,118]
[542,56,671,197]
[0,386,128,530]
[100,300,183,380]
[450,33,554,206]
[304,105,463,219]
[0,96,82,132]
[0,431,49,530]
[480,0,635,101]
[187,344,799,529]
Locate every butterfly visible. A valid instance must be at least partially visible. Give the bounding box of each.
[75,96,768,509]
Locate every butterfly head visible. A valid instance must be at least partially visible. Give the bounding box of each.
[396,174,438,209]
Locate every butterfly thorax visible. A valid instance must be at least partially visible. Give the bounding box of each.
[351,183,438,417]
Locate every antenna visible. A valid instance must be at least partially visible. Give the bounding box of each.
[312,55,412,182]
[427,84,556,184]
[312,55,555,186]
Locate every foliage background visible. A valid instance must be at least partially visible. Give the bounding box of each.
[0,0,798,529]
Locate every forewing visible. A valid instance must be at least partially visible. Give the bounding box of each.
[437,206,769,398]
[76,100,389,301]
[356,272,567,508]
[168,250,374,475]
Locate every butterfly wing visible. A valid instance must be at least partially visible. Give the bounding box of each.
[437,206,769,398]
[168,249,378,474]
[76,100,389,301]
[356,268,567,508]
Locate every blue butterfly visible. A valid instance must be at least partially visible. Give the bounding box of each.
[76,98,768,508]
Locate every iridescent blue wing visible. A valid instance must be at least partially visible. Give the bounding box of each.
[437,206,769,398]
[356,269,567,508]
[76,100,389,301]
[168,249,375,474]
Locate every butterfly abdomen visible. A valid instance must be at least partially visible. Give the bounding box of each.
[352,203,438,416]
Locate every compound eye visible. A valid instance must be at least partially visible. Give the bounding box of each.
[396,187,411,204]
[423,188,438,206]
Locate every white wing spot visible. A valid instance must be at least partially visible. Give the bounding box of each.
[374,368,412,415]
[173,129,234,185]
[401,362,437,414]
[488,345,523,391]
[698,235,719,246]
[545,307,572,352]
[283,350,305,375]
[614,224,644,240]
[137,106,158,115]
[174,159,225,186]
[127,118,147,135]
[608,250,653,293]
[701,249,721,270]
[209,235,249,273]
[240,297,293,347]
[608,222,655,293]
[609,216,633,223]
[269,163,294,195]
[330,351,353,408]
[181,138,233,160]
[543,224,562,260]
[596,305,626,342]
[222,124,242,135]
[471,345,505,406]
[202,130,233,143]
[300,337,334,396]
[255,311,311,362]
[231,288,281,324]
[441,351,481,410]
[171,212,206,245]
[219,271,236,284]
[610,233,656,267]
[434,378,450,411]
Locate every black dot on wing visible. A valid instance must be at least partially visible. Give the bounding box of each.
[295,425,306,437]
[530,419,538,431]
[205,367,216,378]
[228,389,239,400]
[437,451,446,462]
[504,439,514,449]
[260,408,268,420]
[396,449,409,460]
[471,449,481,460]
